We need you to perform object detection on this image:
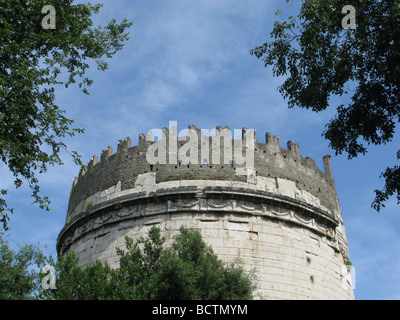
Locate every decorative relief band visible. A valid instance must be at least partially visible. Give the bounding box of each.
[57,184,339,255]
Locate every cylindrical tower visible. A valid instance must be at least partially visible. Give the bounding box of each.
[57,125,354,299]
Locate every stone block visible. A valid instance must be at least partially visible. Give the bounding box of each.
[135,173,157,193]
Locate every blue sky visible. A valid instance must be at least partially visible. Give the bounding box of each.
[2,0,399,300]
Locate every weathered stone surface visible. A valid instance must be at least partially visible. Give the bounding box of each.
[58,126,354,300]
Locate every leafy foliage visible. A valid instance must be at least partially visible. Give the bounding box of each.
[1,227,256,300]
[0,0,133,230]
[37,226,256,300]
[155,226,255,300]
[250,0,400,211]
[0,234,49,299]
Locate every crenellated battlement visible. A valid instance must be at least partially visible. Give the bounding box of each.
[73,126,330,180]
[67,124,340,221]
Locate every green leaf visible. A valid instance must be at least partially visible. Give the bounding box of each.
[0,1,133,229]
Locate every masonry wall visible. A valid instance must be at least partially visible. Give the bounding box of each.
[67,127,340,217]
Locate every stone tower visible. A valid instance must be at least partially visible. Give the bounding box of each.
[57,124,354,300]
